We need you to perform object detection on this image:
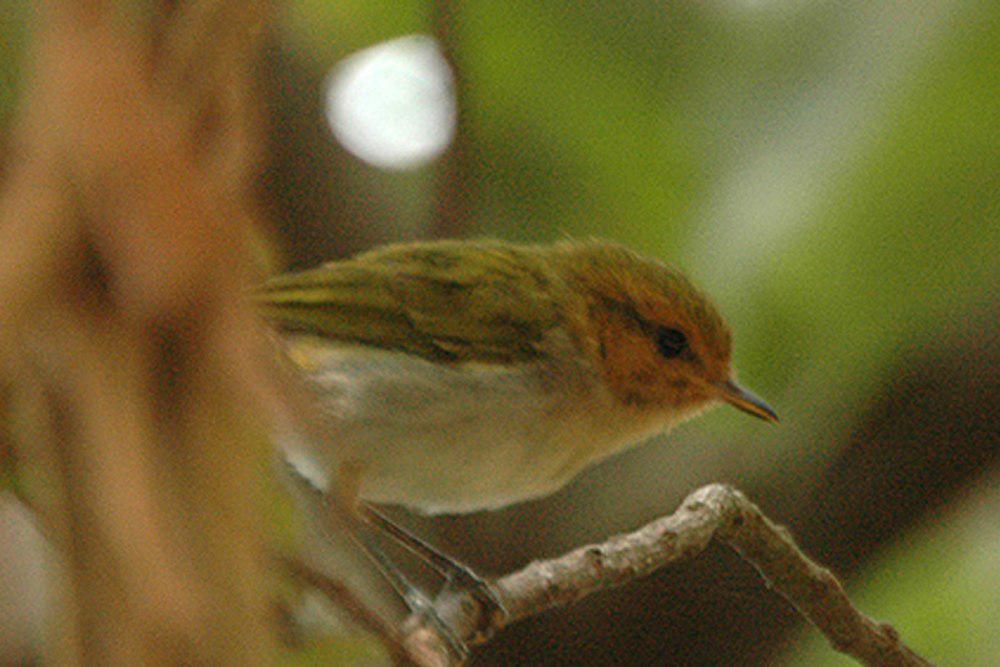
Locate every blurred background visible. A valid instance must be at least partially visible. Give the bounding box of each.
[1,0,997,664]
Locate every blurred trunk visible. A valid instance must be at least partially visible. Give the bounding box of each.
[0,2,277,662]
[430,0,473,239]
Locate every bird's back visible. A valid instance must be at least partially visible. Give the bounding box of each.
[257,240,578,365]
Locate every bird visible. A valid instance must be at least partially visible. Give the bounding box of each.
[258,238,777,517]
[258,238,779,653]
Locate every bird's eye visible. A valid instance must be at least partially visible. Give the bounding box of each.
[656,327,688,359]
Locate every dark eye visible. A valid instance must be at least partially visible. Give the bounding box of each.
[656,327,688,359]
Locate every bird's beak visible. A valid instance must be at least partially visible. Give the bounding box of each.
[716,380,779,424]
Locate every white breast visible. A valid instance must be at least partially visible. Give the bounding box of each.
[279,339,662,515]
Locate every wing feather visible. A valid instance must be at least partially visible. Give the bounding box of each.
[257,241,567,364]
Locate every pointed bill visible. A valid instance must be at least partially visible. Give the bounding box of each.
[717,380,779,423]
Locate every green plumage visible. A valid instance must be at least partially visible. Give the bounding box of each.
[257,240,569,364]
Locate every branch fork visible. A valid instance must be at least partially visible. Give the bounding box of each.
[396,484,932,667]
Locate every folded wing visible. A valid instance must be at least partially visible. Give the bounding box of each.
[257,240,568,364]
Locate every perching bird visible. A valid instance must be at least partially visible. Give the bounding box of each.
[259,238,777,517]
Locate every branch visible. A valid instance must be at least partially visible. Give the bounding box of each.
[401,484,933,667]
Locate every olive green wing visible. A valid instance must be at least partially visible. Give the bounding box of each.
[256,241,565,364]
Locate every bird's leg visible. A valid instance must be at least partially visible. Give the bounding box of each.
[358,502,508,640]
[340,464,503,622]
[340,519,469,661]
[329,463,471,659]
[280,454,469,659]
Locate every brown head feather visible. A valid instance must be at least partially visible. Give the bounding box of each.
[552,240,732,412]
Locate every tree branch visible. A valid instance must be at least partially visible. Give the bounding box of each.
[401,484,933,667]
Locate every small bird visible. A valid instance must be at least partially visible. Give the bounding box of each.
[259,238,777,517]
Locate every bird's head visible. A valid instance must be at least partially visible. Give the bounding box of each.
[554,240,778,427]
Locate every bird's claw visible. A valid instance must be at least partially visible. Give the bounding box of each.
[442,569,507,644]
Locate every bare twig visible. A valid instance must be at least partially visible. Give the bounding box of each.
[279,554,414,666]
[276,556,414,665]
[401,484,933,667]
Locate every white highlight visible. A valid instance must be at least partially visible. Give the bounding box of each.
[325,34,457,171]
[282,437,331,493]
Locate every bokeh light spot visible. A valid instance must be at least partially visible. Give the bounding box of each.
[325,34,456,171]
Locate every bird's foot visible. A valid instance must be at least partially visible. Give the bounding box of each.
[358,502,507,643]
[440,568,507,643]
[404,589,470,662]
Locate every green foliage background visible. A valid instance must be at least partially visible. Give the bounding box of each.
[273,3,997,661]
